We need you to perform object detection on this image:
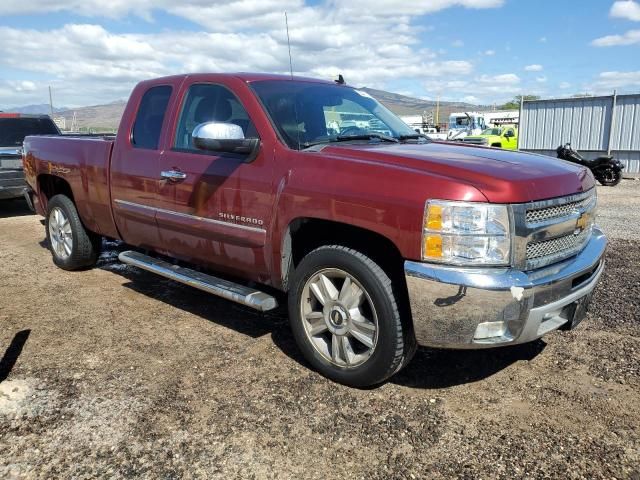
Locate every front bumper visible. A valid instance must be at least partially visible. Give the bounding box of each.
[404,226,607,348]
[0,169,26,200]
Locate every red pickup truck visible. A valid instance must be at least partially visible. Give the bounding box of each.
[23,73,606,387]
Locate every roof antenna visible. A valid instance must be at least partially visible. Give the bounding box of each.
[285,12,294,79]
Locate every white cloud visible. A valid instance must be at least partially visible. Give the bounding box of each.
[559,81,571,89]
[0,21,472,106]
[524,64,543,71]
[593,70,640,90]
[484,49,495,55]
[610,0,640,21]
[479,73,520,84]
[11,80,38,92]
[462,95,479,103]
[0,0,508,107]
[536,76,547,83]
[591,29,640,46]
[0,0,505,19]
[423,72,520,103]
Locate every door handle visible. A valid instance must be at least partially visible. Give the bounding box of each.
[160,170,187,181]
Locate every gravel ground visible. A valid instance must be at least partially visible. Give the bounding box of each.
[1,181,639,479]
[595,178,640,240]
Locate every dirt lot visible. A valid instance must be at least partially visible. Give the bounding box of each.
[1,181,639,479]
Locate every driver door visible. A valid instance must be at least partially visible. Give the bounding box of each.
[155,82,275,281]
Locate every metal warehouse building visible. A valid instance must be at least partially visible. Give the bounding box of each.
[518,92,640,175]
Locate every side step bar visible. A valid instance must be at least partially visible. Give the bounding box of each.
[118,250,278,312]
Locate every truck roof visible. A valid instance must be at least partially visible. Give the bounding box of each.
[139,72,339,86]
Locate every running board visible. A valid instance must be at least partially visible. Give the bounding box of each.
[118,250,277,312]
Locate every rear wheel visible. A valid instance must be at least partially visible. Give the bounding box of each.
[46,194,101,270]
[597,167,622,186]
[288,245,414,387]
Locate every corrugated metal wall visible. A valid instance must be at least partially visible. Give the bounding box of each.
[519,93,640,175]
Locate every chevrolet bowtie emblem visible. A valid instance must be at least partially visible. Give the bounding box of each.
[575,212,590,234]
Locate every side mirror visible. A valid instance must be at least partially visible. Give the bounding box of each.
[192,122,260,162]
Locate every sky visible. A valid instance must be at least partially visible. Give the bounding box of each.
[0,0,639,108]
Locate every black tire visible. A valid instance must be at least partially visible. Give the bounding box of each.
[45,194,101,270]
[288,245,414,387]
[597,168,622,186]
[491,143,502,148]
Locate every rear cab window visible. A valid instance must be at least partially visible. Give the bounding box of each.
[0,117,60,147]
[131,85,173,150]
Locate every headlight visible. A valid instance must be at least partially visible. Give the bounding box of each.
[422,200,511,266]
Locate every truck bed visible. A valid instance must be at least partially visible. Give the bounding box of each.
[23,134,119,238]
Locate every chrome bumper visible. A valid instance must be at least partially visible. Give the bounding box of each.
[0,169,26,200]
[404,226,607,349]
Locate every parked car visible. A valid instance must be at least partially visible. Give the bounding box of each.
[23,73,606,387]
[461,124,518,150]
[0,113,60,201]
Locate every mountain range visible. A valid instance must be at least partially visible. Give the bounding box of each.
[3,88,487,130]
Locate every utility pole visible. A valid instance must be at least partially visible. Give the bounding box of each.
[48,86,54,118]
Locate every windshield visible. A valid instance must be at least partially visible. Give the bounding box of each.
[449,116,470,129]
[481,128,502,135]
[0,117,59,146]
[250,80,417,149]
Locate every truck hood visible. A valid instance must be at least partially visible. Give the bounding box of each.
[320,141,594,203]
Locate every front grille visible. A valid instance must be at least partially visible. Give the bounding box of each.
[514,188,597,270]
[527,229,590,261]
[526,191,595,224]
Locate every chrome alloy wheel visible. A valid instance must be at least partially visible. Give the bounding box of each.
[48,206,73,260]
[300,268,379,367]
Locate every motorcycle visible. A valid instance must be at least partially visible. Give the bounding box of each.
[556,143,624,186]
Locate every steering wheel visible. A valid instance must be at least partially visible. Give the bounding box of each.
[340,126,366,136]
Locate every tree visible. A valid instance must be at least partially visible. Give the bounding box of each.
[499,95,541,110]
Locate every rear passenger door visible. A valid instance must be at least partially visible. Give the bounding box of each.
[110,83,178,251]
[155,81,275,281]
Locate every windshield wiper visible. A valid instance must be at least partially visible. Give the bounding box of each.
[336,133,399,143]
[302,133,399,150]
[398,133,430,142]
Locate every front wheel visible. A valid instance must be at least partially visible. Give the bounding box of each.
[46,194,101,270]
[288,245,415,387]
[597,167,622,186]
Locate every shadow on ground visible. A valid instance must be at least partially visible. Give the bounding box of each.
[0,330,31,382]
[391,340,546,389]
[75,238,546,389]
[0,199,33,219]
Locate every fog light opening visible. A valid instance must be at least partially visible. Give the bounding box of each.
[474,321,508,340]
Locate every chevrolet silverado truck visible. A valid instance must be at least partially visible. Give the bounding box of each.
[22,74,606,387]
[1,113,59,201]
[462,125,518,150]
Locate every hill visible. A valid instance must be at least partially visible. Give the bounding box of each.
[2,104,67,115]
[359,87,488,120]
[56,100,127,131]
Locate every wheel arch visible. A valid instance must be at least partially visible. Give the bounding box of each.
[37,174,75,211]
[280,217,406,293]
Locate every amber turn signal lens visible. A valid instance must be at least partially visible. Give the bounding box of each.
[426,204,443,230]
[424,235,443,258]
